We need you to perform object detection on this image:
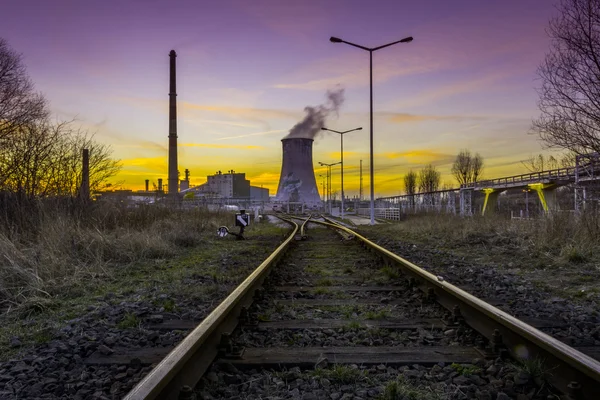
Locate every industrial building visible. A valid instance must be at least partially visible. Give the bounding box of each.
[182,170,268,201]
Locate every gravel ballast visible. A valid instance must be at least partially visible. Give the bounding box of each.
[0,227,285,399]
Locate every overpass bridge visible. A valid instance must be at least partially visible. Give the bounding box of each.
[377,152,600,216]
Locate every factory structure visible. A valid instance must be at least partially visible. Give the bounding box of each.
[180,170,269,201]
[111,49,325,208]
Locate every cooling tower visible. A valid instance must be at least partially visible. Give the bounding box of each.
[275,138,322,205]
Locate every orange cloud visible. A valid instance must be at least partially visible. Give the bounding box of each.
[245,172,280,191]
[121,156,166,169]
[382,150,454,161]
[327,151,358,159]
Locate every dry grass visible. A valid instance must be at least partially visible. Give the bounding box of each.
[0,202,231,306]
[359,211,600,301]
[373,211,600,262]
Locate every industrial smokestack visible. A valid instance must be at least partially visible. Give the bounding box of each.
[145,179,149,192]
[158,178,163,193]
[180,168,190,191]
[275,138,321,205]
[80,148,90,201]
[168,50,178,196]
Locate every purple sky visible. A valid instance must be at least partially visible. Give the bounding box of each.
[3,0,560,195]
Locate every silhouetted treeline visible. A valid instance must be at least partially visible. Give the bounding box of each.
[0,38,120,235]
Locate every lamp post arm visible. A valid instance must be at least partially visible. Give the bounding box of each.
[322,127,362,135]
[372,37,413,51]
[340,40,371,51]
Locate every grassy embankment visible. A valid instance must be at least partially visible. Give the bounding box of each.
[0,202,288,359]
[355,212,600,300]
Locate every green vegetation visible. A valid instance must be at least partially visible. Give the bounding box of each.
[380,266,400,280]
[343,320,362,331]
[117,312,140,329]
[0,214,286,361]
[561,244,587,263]
[512,357,555,383]
[358,212,600,302]
[306,265,332,276]
[312,287,331,295]
[450,363,481,376]
[285,333,304,346]
[257,313,271,322]
[154,297,177,312]
[379,376,442,400]
[333,291,351,299]
[316,277,333,286]
[365,309,389,320]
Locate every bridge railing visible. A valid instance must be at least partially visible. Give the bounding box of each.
[462,166,577,189]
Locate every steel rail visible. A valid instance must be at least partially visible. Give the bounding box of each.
[318,216,600,399]
[300,215,311,239]
[124,218,300,400]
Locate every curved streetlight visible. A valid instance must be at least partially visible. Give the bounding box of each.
[321,126,363,219]
[319,161,341,214]
[330,35,413,225]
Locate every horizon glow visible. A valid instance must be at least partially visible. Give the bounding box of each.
[2,0,562,197]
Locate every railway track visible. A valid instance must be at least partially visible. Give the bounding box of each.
[120,216,600,399]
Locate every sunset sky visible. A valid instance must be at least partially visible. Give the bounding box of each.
[4,0,561,197]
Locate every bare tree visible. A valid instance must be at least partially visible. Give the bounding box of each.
[0,38,48,142]
[532,0,600,154]
[48,125,122,196]
[418,164,441,193]
[522,154,557,172]
[471,153,483,182]
[441,181,455,191]
[451,149,484,185]
[451,150,470,185]
[403,170,417,207]
[521,152,575,172]
[403,170,417,195]
[0,120,121,198]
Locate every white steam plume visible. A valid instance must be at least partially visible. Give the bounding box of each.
[284,87,345,139]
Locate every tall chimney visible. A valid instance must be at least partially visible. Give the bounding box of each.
[80,148,90,200]
[145,179,149,192]
[168,50,178,196]
[275,138,321,205]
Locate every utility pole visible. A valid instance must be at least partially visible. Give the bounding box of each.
[359,159,363,202]
[80,148,90,202]
[319,161,340,215]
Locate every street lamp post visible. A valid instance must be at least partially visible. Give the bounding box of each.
[330,35,413,225]
[321,126,362,219]
[319,174,327,202]
[319,161,341,215]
